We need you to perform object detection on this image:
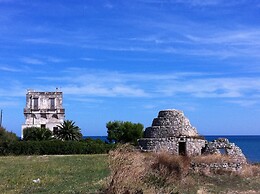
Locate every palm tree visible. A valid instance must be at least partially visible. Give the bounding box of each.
[54,120,82,141]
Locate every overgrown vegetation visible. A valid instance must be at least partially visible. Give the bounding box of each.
[103,144,260,194]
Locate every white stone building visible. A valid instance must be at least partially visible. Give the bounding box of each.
[21,90,65,138]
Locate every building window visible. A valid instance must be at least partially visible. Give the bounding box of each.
[41,113,47,119]
[50,98,55,110]
[41,124,46,128]
[52,114,58,119]
[33,98,38,110]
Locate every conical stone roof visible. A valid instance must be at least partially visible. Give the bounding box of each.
[143,109,199,138]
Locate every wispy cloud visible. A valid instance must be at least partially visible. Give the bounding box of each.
[20,56,64,65]
[158,77,260,98]
[20,57,45,65]
[62,84,147,97]
[0,65,23,72]
[34,68,260,108]
[104,2,114,9]
[0,100,20,107]
[172,0,246,7]
[24,38,69,46]
[227,99,259,107]
[174,0,221,6]
[80,57,97,61]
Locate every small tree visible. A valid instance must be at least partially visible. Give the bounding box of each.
[53,120,82,141]
[23,127,52,141]
[0,126,18,142]
[106,121,144,144]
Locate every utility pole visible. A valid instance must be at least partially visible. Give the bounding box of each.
[0,109,2,127]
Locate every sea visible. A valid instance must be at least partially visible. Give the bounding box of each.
[86,135,260,163]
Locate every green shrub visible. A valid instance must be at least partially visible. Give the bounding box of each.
[0,139,115,155]
[0,126,18,143]
[23,127,52,141]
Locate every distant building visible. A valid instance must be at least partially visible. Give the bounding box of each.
[21,90,65,138]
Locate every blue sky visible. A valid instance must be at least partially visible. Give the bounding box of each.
[1,0,260,136]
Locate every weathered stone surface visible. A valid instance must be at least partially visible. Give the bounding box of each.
[138,109,248,168]
[190,161,244,173]
[205,138,247,164]
[144,109,199,138]
[139,109,205,156]
[21,90,65,138]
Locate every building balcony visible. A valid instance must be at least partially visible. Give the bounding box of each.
[24,108,65,114]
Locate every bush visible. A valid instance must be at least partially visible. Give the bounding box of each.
[23,127,52,141]
[0,126,18,143]
[0,139,115,155]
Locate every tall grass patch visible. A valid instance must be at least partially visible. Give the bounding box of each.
[104,145,260,194]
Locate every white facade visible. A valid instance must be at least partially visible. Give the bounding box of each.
[21,90,65,138]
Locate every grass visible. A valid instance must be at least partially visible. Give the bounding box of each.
[104,145,260,194]
[0,150,259,194]
[0,154,109,193]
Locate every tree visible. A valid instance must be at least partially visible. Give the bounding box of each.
[53,120,82,141]
[0,126,18,142]
[106,121,144,144]
[23,127,52,141]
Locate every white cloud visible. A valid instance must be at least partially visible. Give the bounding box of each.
[174,0,221,6]
[227,100,259,107]
[104,2,114,9]
[46,56,64,63]
[35,68,260,105]
[81,57,96,61]
[62,84,147,98]
[20,57,45,65]
[24,38,69,46]
[173,0,246,7]
[0,65,22,72]
[0,100,19,107]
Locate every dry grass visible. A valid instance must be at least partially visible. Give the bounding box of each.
[151,152,190,178]
[104,145,198,193]
[193,154,236,164]
[239,164,260,177]
[103,145,260,194]
[104,144,149,194]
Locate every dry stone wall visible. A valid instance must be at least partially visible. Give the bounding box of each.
[138,109,248,168]
[205,138,247,164]
[144,109,199,138]
[139,109,206,156]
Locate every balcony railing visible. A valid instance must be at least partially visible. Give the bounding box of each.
[24,108,65,114]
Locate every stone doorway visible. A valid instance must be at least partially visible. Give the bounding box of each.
[179,142,186,156]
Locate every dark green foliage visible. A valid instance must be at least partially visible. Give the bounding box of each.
[54,120,82,141]
[0,126,18,143]
[0,127,18,155]
[106,121,144,144]
[0,139,115,155]
[23,127,52,141]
